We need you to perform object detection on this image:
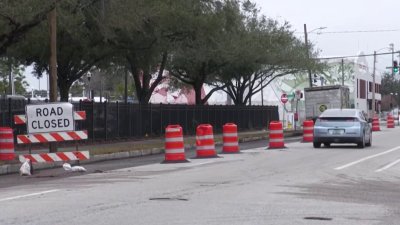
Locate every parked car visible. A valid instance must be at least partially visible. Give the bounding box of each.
[313,108,372,148]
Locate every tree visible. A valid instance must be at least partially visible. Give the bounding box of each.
[381,72,399,96]
[0,57,29,95]
[103,0,192,104]
[13,0,112,101]
[214,1,324,105]
[0,0,61,56]
[168,0,236,105]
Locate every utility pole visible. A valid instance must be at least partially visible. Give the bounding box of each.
[49,5,57,102]
[390,43,394,76]
[49,2,58,152]
[372,51,376,118]
[304,24,312,88]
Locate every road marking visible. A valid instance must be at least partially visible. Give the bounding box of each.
[335,146,400,170]
[0,189,59,202]
[375,158,400,172]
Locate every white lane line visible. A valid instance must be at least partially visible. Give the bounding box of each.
[0,189,60,202]
[335,146,400,170]
[375,158,400,172]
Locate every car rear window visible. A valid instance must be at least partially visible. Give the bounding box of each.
[318,117,359,122]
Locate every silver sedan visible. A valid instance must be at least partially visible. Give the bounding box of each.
[313,108,372,148]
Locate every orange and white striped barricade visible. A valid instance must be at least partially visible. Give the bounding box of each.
[0,127,15,161]
[302,120,314,142]
[387,115,395,128]
[19,151,90,164]
[222,123,239,153]
[14,103,90,174]
[163,125,188,163]
[372,116,380,131]
[196,124,218,158]
[268,121,285,149]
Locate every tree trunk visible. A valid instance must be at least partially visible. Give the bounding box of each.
[194,82,203,105]
[58,80,72,102]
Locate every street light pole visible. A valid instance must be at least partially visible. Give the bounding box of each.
[304,24,312,88]
[304,24,326,88]
[372,51,376,117]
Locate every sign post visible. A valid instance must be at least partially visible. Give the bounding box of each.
[281,93,288,128]
[294,90,302,130]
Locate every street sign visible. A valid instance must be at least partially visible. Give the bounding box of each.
[287,92,295,100]
[281,93,288,104]
[25,103,75,134]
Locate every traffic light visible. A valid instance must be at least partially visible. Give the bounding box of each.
[394,60,399,73]
[313,74,318,83]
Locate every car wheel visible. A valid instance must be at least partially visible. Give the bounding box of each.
[357,134,365,149]
[313,142,321,148]
[324,143,331,147]
[366,132,372,147]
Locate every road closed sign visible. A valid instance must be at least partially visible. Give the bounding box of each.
[26,103,75,134]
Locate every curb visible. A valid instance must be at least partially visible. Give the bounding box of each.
[0,131,303,175]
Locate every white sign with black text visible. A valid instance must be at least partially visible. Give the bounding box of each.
[26,103,75,134]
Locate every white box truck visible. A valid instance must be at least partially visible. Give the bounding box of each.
[304,85,350,120]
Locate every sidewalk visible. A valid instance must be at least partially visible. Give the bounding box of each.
[0,129,303,175]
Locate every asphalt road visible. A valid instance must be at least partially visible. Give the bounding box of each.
[2,128,400,224]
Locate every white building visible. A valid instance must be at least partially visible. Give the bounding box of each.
[254,52,383,126]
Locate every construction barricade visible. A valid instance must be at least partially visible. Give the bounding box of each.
[163,125,188,163]
[268,121,285,149]
[372,116,380,131]
[196,124,218,158]
[0,127,15,161]
[14,103,90,174]
[387,115,395,128]
[302,120,314,142]
[222,123,239,153]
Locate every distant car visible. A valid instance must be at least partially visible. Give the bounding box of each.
[313,108,372,148]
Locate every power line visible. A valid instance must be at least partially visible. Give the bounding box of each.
[315,51,400,60]
[296,29,400,35]
[320,29,400,34]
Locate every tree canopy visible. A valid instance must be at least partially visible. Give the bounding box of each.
[3,0,324,104]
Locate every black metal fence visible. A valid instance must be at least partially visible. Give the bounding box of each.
[1,97,279,142]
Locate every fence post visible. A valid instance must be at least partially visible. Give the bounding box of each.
[128,102,132,137]
[160,103,163,136]
[149,103,153,136]
[185,105,188,135]
[116,101,120,138]
[91,100,95,141]
[8,98,12,128]
[104,100,108,141]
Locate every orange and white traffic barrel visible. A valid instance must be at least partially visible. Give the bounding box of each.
[268,121,285,149]
[222,123,239,153]
[163,125,188,163]
[196,124,218,158]
[372,116,380,131]
[0,127,15,161]
[387,115,395,128]
[303,120,314,142]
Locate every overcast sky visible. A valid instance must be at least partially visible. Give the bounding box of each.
[253,0,400,71]
[26,0,400,91]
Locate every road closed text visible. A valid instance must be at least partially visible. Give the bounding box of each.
[26,103,74,134]
[31,118,70,130]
